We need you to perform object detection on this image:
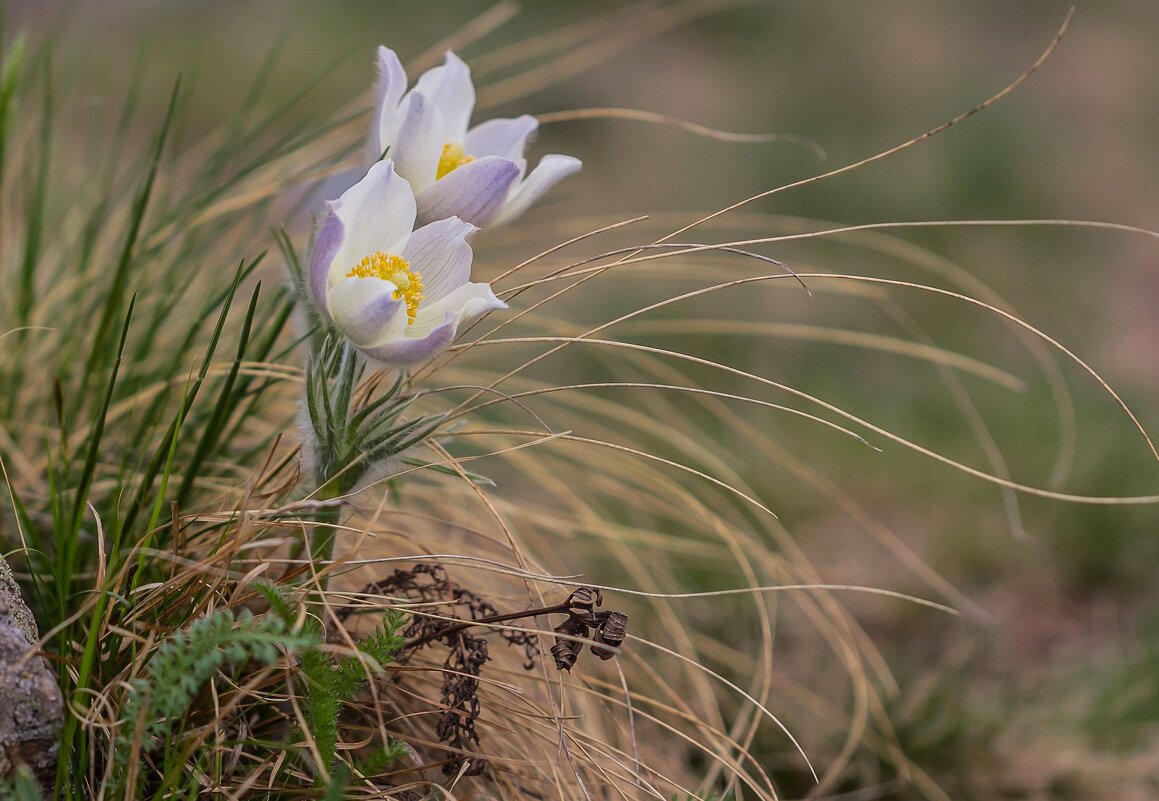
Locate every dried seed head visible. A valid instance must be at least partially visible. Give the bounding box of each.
[590,611,629,660]
[566,586,603,612]
[552,616,589,671]
[353,563,543,775]
[550,639,582,671]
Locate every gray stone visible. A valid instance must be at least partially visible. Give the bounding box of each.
[0,556,61,788]
[0,557,37,645]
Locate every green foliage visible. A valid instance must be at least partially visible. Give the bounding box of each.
[321,765,350,801]
[304,332,445,498]
[0,24,357,799]
[1084,618,1159,751]
[354,740,411,776]
[0,34,24,199]
[118,607,310,756]
[256,579,408,777]
[99,585,410,797]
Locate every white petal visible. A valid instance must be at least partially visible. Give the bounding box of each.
[329,160,417,283]
[411,51,475,144]
[378,104,407,158]
[412,281,506,337]
[493,154,582,226]
[359,282,504,366]
[328,277,406,347]
[465,115,538,173]
[372,47,408,157]
[401,217,477,304]
[391,92,444,193]
[415,155,520,228]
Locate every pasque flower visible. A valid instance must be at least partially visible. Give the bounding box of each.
[309,159,505,366]
[373,46,581,228]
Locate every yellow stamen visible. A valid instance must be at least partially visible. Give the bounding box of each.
[437,142,476,180]
[344,251,424,324]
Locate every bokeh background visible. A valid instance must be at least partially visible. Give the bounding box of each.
[8,1,1159,797]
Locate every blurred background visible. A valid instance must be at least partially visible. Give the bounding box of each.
[7,1,1159,797]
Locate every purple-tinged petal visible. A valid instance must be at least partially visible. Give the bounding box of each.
[328,278,407,347]
[493,154,581,226]
[372,47,408,157]
[391,92,444,193]
[412,51,475,144]
[330,160,416,275]
[357,281,504,367]
[401,217,477,304]
[359,310,458,367]
[465,115,538,167]
[308,210,344,323]
[415,155,519,228]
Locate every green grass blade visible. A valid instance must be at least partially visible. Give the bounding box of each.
[75,77,180,417]
[173,282,262,508]
[54,295,136,800]
[0,32,25,212]
[15,46,49,326]
[64,294,136,583]
[116,259,248,543]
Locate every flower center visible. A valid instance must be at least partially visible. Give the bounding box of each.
[345,251,424,324]
[437,142,476,180]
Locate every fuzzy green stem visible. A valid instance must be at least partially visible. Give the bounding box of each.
[308,482,343,590]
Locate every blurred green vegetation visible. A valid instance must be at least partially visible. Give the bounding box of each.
[6,0,1158,796]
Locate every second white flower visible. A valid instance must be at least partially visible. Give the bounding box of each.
[373,47,581,228]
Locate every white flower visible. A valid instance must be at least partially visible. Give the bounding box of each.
[373,46,581,228]
[309,159,505,366]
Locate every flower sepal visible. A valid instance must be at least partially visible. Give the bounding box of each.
[303,332,444,499]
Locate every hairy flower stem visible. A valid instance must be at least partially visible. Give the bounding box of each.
[303,335,359,592]
[301,334,441,593]
[308,484,343,591]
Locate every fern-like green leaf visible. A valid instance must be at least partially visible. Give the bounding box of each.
[353,740,409,777]
[118,608,310,759]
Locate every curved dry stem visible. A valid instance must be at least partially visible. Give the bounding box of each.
[653,8,1076,242]
[458,334,1159,505]
[537,106,827,157]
